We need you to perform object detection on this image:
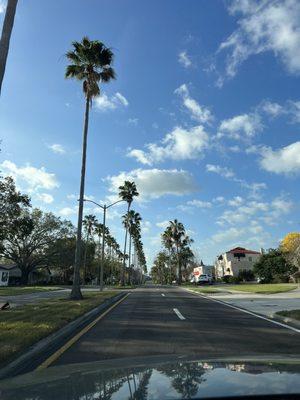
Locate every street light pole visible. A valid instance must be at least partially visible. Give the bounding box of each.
[100,204,106,291]
[83,198,125,291]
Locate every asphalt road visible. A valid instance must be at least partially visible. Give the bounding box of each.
[52,285,300,367]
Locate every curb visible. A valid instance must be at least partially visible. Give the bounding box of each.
[181,287,300,331]
[270,313,300,330]
[0,291,127,380]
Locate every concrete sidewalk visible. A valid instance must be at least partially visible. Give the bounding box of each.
[208,287,300,318]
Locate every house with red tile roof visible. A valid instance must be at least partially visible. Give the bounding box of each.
[214,247,262,278]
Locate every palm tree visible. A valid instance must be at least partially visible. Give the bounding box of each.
[128,210,142,284]
[169,219,185,285]
[118,181,139,285]
[82,214,97,284]
[162,226,174,284]
[0,0,18,94]
[65,37,115,299]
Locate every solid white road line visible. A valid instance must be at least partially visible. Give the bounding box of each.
[161,293,165,297]
[173,308,186,320]
[184,288,300,334]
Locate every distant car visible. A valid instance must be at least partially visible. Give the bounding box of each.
[197,274,213,285]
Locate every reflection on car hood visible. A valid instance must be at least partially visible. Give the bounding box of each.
[1,355,300,399]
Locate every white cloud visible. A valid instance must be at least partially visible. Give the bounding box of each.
[213,196,225,203]
[175,84,213,124]
[212,227,245,243]
[105,168,198,201]
[228,196,243,207]
[141,220,152,233]
[218,113,262,139]
[0,160,59,191]
[58,207,77,217]
[260,141,300,174]
[114,92,129,107]
[48,143,66,154]
[178,51,192,68]
[128,118,138,125]
[206,164,235,178]
[261,100,284,117]
[127,125,209,165]
[36,193,54,204]
[94,92,129,111]
[187,199,212,208]
[156,220,170,229]
[219,0,300,79]
[288,100,300,122]
[206,163,266,199]
[217,195,292,228]
[67,194,77,200]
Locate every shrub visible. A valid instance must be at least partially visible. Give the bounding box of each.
[237,269,255,282]
[222,275,240,284]
[253,249,297,283]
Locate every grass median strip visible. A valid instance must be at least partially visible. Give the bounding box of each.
[183,286,223,294]
[0,286,63,296]
[276,310,300,321]
[0,291,118,366]
[225,283,297,294]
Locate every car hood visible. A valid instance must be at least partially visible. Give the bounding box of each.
[0,355,300,399]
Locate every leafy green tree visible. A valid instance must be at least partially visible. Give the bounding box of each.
[253,249,297,283]
[151,251,170,284]
[47,237,76,284]
[66,37,115,299]
[0,176,31,242]
[118,181,139,285]
[0,208,74,284]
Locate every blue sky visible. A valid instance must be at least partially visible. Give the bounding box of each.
[1,0,300,265]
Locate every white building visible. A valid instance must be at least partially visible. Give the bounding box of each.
[214,247,262,278]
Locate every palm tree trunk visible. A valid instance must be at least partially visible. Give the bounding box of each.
[0,0,18,94]
[71,96,89,300]
[82,231,89,285]
[128,233,132,285]
[177,245,182,285]
[121,204,130,286]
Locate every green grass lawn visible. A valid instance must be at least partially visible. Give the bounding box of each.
[111,285,136,290]
[276,310,300,321]
[183,286,222,294]
[226,283,297,294]
[0,286,64,296]
[0,291,119,366]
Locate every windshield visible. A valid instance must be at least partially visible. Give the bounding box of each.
[0,1,300,399]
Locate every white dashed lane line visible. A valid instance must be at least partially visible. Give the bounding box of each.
[161,293,165,297]
[173,308,186,320]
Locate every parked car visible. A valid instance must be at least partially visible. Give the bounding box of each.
[197,274,213,285]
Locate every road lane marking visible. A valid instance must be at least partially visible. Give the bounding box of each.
[173,308,186,320]
[161,293,165,297]
[36,293,131,370]
[184,288,300,334]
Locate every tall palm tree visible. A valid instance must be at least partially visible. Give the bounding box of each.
[82,214,97,284]
[128,211,142,284]
[162,226,174,284]
[65,37,115,299]
[169,219,185,285]
[118,181,139,285]
[0,0,18,94]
